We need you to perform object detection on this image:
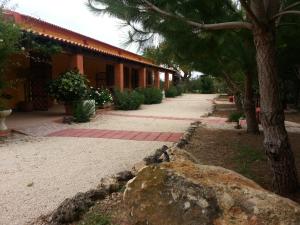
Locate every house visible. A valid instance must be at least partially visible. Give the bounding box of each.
[3,10,175,111]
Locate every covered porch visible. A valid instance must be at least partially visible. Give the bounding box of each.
[7,49,174,112]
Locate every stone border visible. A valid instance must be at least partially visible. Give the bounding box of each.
[32,121,202,225]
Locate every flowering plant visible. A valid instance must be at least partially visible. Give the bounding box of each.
[47,70,88,103]
[88,87,113,107]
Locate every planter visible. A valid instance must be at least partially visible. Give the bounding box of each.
[82,100,96,116]
[0,109,12,131]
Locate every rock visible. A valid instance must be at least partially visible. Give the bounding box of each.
[176,138,188,148]
[143,145,169,165]
[98,176,120,193]
[116,170,135,182]
[132,161,147,175]
[62,116,74,124]
[168,147,200,164]
[124,154,300,225]
[50,188,107,224]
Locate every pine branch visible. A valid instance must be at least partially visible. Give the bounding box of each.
[142,0,252,30]
[272,10,300,20]
[282,1,300,11]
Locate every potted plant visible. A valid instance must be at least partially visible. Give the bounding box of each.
[0,7,21,131]
[47,70,89,115]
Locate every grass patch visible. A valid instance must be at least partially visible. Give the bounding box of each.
[233,144,266,179]
[78,213,111,225]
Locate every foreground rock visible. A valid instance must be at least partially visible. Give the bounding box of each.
[124,148,300,225]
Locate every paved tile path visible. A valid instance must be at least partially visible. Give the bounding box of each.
[48,128,183,142]
[0,94,217,225]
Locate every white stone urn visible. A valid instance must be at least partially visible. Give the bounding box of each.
[82,100,96,116]
[0,109,12,131]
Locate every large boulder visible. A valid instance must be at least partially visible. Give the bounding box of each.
[124,149,300,225]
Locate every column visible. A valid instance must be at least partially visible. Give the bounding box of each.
[164,72,170,90]
[70,54,84,74]
[154,70,160,89]
[139,67,146,89]
[128,68,132,90]
[114,63,124,92]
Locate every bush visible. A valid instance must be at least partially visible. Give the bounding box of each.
[47,70,88,103]
[185,76,216,94]
[88,87,113,107]
[175,85,183,96]
[72,100,95,123]
[114,90,144,110]
[200,75,215,94]
[137,87,163,104]
[228,112,245,122]
[165,86,178,98]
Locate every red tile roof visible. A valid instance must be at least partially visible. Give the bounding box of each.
[4,10,174,73]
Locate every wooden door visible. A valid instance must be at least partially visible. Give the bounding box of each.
[30,56,52,111]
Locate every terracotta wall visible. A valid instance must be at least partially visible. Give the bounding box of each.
[83,56,109,87]
[51,53,72,79]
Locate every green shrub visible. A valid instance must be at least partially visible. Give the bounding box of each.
[228,112,245,122]
[200,75,215,94]
[165,86,178,98]
[175,85,183,96]
[114,90,144,110]
[47,70,88,103]
[72,100,95,123]
[137,87,163,104]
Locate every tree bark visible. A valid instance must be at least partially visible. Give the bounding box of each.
[243,73,259,134]
[253,26,298,194]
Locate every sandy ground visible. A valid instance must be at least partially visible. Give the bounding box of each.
[0,94,216,225]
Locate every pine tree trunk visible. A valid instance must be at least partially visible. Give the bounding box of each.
[243,73,259,134]
[253,27,298,194]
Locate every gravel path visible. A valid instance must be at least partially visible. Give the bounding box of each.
[0,94,216,225]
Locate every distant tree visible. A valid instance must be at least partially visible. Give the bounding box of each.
[143,42,194,82]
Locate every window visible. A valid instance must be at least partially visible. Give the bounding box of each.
[131,68,139,89]
[124,67,130,88]
[147,70,153,86]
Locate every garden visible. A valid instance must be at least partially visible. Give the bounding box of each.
[45,69,187,123]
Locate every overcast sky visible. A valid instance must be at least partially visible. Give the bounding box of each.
[9,0,139,53]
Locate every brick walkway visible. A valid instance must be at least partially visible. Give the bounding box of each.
[48,128,183,142]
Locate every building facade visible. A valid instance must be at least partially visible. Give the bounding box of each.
[4,11,174,110]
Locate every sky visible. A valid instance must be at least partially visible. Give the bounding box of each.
[8,0,139,53]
